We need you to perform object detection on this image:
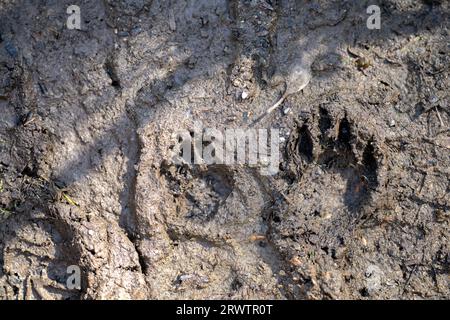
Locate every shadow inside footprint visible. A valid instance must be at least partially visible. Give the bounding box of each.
[289,112,380,214]
[161,163,234,222]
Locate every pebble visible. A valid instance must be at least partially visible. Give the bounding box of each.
[389,119,396,127]
[241,90,249,100]
[130,26,142,36]
[428,95,439,104]
[289,256,302,266]
[118,31,130,37]
[179,274,193,282]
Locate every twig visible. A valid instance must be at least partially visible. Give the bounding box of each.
[435,106,445,127]
[402,264,418,295]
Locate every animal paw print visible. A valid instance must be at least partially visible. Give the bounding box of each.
[160,163,234,222]
[279,104,386,229]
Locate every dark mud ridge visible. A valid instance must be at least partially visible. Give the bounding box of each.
[0,0,448,299]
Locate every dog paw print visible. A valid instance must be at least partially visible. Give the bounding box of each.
[284,106,385,214]
[271,104,387,261]
[160,163,234,222]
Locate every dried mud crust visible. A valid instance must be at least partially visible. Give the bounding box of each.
[0,0,449,299]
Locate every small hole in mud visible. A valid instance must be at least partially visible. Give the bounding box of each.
[104,59,121,89]
[362,139,378,186]
[319,107,332,139]
[297,125,313,162]
[21,165,38,178]
[331,249,337,260]
[337,117,352,149]
[359,288,370,297]
[111,79,120,88]
[231,278,243,291]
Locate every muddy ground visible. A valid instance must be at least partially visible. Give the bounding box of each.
[0,0,448,300]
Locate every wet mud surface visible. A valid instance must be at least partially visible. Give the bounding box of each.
[0,0,449,299]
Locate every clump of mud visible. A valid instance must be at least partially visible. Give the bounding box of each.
[0,0,448,299]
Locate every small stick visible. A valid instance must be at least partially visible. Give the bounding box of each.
[250,86,288,127]
[251,63,311,127]
[266,89,289,115]
[435,106,445,127]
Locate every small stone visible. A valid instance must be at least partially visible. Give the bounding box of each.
[289,256,302,266]
[361,237,368,247]
[283,107,291,115]
[130,26,142,36]
[389,119,396,127]
[88,229,94,236]
[179,274,193,282]
[118,31,130,37]
[323,211,332,220]
[356,57,371,70]
[429,95,439,104]
[241,90,249,100]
